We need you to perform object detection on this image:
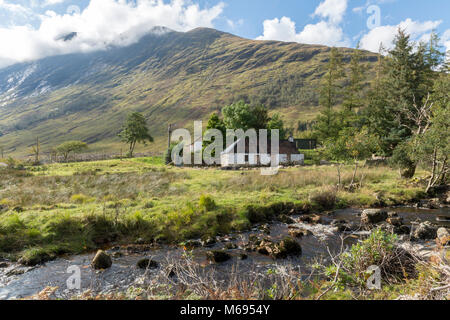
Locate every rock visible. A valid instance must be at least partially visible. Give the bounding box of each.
[289,228,312,238]
[436,228,450,246]
[201,236,216,247]
[387,217,404,227]
[136,258,159,270]
[112,252,123,258]
[388,212,399,218]
[268,238,302,259]
[184,240,202,250]
[224,243,238,250]
[332,220,359,232]
[260,224,271,234]
[206,250,231,263]
[412,222,438,240]
[0,262,9,268]
[239,253,248,260]
[278,214,295,224]
[91,250,112,270]
[361,209,388,225]
[135,238,146,245]
[445,192,450,204]
[428,199,441,209]
[299,214,322,224]
[395,225,411,235]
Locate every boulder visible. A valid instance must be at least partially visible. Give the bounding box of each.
[278,214,295,224]
[92,250,112,270]
[412,222,438,240]
[361,209,388,225]
[136,258,159,270]
[299,214,322,224]
[260,224,271,234]
[436,228,450,246]
[206,250,231,263]
[278,238,302,257]
[201,236,216,247]
[184,240,202,250]
[224,243,238,250]
[387,217,404,227]
[289,228,312,238]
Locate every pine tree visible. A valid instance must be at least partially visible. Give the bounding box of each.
[315,48,345,143]
[343,44,366,112]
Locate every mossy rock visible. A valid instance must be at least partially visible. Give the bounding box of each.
[206,250,231,263]
[136,258,159,269]
[92,250,112,270]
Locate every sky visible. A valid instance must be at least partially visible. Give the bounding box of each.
[0,0,449,69]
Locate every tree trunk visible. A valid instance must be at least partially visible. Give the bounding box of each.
[336,164,342,190]
[350,160,358,187]
[425,147,438,193]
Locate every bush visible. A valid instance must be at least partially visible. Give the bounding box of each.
[199,195,217,212]
[309,187,337,210]
[70,194,94,204]
[332,229,418,287]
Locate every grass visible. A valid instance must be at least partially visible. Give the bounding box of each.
[0,156,428,265]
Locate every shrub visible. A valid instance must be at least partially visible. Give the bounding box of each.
[332,229,418,287]
[70,194,94,204]
[199,195,217,212]
[309,187,337,210]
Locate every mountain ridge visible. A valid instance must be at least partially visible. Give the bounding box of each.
[0,27,379,157]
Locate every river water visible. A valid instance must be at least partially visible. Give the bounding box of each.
[0,207,449,300]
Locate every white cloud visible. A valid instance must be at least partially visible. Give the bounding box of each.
[256,0,349,47]
[41,0,67,7]
[314,0,348,24]
[360,18,443,52]
[0,0,225,69]
[442,29,450,54]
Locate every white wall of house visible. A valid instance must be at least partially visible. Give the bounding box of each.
[291,154,305,164]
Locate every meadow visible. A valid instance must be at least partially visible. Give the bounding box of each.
[0,157,427,265]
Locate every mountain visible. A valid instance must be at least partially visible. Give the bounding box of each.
[0,27,379,157]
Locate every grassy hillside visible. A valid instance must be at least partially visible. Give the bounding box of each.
[0,28,379,157]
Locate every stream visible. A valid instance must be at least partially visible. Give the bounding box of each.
[0,206,449,300]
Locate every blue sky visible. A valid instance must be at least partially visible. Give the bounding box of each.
[0,0,449,68]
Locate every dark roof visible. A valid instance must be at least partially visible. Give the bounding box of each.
[223,137,300,155]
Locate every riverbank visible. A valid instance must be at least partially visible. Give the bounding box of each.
[0,157,448,266]
[1,206,449,300]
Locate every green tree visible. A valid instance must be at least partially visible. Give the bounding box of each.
[364,29,446,177]
[343,44,366,112]
[203,112,227,152]
[315,47,345,143]
[413,74,450,191]
[118,112,154,158]
[56,141,88,162]
[323,127,380,189]
[222,101,270,131]
[267,113,288,139]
